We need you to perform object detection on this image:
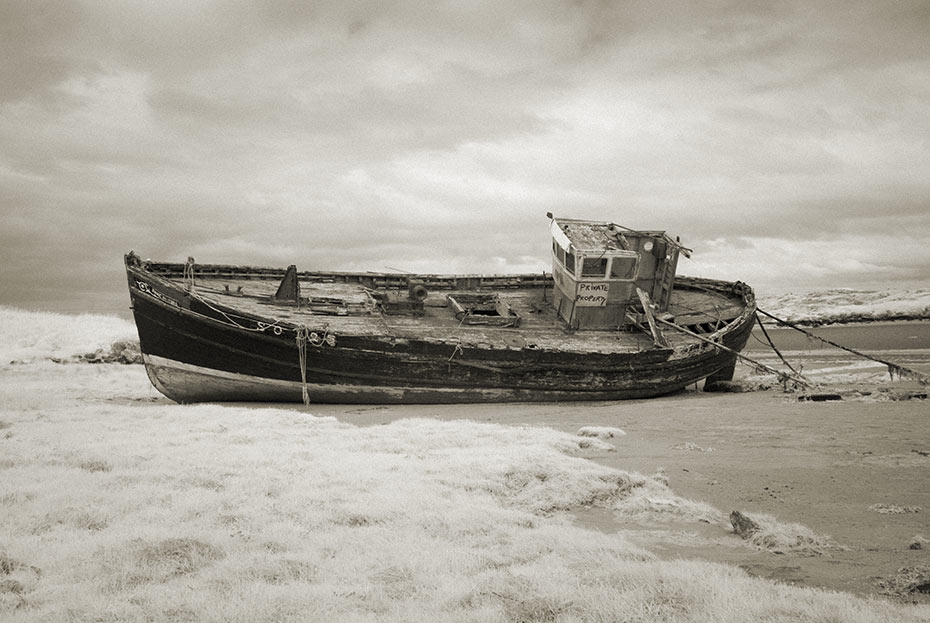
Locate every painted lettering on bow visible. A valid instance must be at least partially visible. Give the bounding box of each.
[135,280,180,308]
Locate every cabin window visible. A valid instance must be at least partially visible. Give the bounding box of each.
[565,250,575,274]
[609,256,637,280]
[581,257,608,278]
[552,240,568,267]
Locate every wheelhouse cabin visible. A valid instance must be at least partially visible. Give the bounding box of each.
[549,217,686,330]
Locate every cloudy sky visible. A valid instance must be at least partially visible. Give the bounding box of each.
[2,1,929,315]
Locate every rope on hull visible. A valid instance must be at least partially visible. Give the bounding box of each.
[296,327,310,405]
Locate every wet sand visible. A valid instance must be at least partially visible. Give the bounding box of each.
[579,389,930,601]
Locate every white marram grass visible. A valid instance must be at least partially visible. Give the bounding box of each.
[0,306,137,364]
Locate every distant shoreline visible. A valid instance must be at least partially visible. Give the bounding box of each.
[758,314,930,328]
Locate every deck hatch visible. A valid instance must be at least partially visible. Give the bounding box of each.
[447,293,520,327]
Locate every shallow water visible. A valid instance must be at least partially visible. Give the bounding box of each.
[747,320,930,352]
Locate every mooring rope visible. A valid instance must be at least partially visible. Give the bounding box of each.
[756,308,930,386]
[654,316,816,390]
[295,326,310,406]
[754,312,803,377]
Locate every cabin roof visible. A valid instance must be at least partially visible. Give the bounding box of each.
[553,218,671,253]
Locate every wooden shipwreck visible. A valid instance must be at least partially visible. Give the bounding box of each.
[125,216,756,404]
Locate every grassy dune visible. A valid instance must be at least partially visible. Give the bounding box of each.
[2,364,929,622]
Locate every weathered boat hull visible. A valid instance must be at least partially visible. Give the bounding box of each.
[126,257,756,404]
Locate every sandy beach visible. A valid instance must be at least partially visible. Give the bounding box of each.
[2,313,929,620]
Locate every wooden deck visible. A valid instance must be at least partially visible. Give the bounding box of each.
[167,272,747,355]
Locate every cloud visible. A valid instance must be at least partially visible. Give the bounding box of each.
[688,233,930,292]
[1,1,929,313]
